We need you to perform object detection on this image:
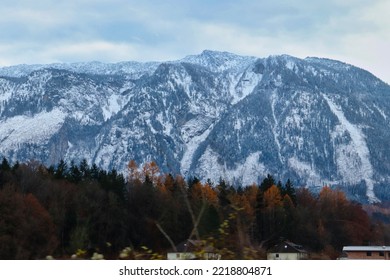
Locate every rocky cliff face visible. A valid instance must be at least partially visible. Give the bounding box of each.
[1,50,390,202]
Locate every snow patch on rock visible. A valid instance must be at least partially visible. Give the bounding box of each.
[323,94,380,203]
[0,109,66,150]
[196,147,266,186]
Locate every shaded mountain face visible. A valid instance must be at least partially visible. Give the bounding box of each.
[1,50,390,202]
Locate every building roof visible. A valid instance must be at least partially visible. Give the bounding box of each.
[174,239,215,253]
[343,246,390,252]
[268,241,307,254]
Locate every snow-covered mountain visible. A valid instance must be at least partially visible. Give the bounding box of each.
[1,50,390,202]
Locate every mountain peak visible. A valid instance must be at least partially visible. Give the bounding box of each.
[180,50,256,72]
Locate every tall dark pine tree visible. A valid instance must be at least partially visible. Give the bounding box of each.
[217,178,231,208]
[255,174,277,244]
[69,161,82,183]
[79,159,90,178]
[55,160,68,179]
[0,157,11,171]
[259,174,275,192]
[284,179,296,206]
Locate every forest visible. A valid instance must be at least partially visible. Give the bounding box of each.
[0,157,390,259]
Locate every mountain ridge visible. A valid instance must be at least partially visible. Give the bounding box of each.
[0,50,390,203]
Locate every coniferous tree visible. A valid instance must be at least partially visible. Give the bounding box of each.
[90,163,99,180]
[0,157,11,171]
[55,160,68,179]
[217,178,231,208]
[12,161,20,172]
[259,174,275,192]
[79,159,90,178]
[69,161,82,183]
[284,179,297,206]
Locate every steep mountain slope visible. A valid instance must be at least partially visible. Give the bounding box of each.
[1,50,390,202]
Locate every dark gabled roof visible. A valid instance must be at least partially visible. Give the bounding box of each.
[268,241,307,254]
[174,239,215,253]
[175,239,199,252]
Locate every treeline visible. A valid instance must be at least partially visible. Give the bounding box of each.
[0,158,389,259]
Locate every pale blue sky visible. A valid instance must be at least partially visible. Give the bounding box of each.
[0,0,389,83]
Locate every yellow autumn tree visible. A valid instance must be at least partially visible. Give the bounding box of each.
[202,182,218,206]
[263,185,283,209]
[142,161,160,185]
[127,160,140,182]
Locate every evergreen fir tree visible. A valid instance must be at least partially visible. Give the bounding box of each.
[259,174,275,192]
[0,157,11,171]
[55,160,68,179]
[284,179,297,206]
